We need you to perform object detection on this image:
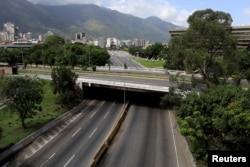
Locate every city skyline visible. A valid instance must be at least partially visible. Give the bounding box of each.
[27,0,250,27]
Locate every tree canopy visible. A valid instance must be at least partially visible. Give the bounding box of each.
[51,66,81,107]
[26,38,110,68]
[165,9,237,87]
[0,76,44,128]
[176,85,250,163]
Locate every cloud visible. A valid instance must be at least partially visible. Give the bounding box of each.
[108,0,192,27]
[173,10,194,27]
[27,0,192,27]
[28,0,103,6]
[244,8,250,16]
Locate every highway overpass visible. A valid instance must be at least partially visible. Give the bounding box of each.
[22,74,185,102]
[78,78,169,93]
[78,77,173,104]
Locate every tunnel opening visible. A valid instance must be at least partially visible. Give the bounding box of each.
[82,84,165,107]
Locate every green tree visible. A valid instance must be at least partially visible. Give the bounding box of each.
[167,9,237,87]
[144,42,164,59]
[226,49,250,84]
[65,43,85,68]
[176,85,250,163]
[0,49,21,66]
[160,87,181,109]
[0,76,44,128]
[44,35,65,46]
[86,45,110,66]
[128,45,138,56]
[42,35,66,67]
[51,66,80,107]
[28,44,44,67]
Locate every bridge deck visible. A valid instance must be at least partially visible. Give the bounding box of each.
[78,78,169,93]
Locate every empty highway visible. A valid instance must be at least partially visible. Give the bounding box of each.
[8,100,123,167]
[99,104,194,167]
[109,51,144,68]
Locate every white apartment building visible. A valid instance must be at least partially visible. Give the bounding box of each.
[0,22,19,43]
[106,37,120,49]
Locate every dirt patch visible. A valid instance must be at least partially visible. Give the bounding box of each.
[0,66,13,75]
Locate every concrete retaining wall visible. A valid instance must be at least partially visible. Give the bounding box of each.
[0,101,87,165]
[88,102,130,167]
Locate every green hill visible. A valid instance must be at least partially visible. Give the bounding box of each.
[0,0,180,42]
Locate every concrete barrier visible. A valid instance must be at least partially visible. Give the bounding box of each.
[0,101,87,165]
[88,102,130,167]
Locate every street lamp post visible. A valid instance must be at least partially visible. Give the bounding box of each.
[124,82,126,106]
[21,47,24,66]
[89,49,91,67]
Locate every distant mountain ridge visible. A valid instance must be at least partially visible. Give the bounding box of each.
[0,0,180,42]
[0,0,76,36]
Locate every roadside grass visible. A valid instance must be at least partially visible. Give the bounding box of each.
[132,57,165,68]
[0,80,68,150]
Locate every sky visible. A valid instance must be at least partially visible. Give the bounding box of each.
[27,0,250,27]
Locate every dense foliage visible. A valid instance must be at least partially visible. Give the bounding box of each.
[176,85,250,163]
[0,76,44,128]
[165,9,240,87]
[0,48,28,66]
[0,35,110,69]
[159,9,250,166]
[51,66,81,107]
[128,42,169,60]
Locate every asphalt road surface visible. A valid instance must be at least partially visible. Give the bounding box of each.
[109,51,144,68]
[8,100,123,167]
[98,104,194,167]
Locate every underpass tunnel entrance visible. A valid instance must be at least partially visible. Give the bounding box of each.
[82,83,165,106]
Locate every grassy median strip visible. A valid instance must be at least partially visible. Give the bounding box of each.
[132,57,165,68]
[0,80,68,150]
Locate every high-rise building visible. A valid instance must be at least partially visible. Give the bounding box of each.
[120,40,132,47]
[106,37,120,49]
[75,32,86,44]
[132,38,146,47]
[0,23,19,43]
[3,22,19,42]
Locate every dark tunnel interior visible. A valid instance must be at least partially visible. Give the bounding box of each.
[82,84,165,107]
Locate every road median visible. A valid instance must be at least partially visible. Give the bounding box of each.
[88,102,130,167]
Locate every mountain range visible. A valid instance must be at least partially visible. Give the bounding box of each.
[0,0,180,42]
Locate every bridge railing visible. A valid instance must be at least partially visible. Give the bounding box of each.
[96,66,185,74]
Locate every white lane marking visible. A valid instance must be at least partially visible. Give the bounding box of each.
[49,153,56,159]
[169,111,180,167]
[89,128,97,139]
[64,155,75,167]
[101,101,105,105]
[90,111,97,119]
[104,111,110,119]
[72,128,81,137]
[40,153,56,167]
